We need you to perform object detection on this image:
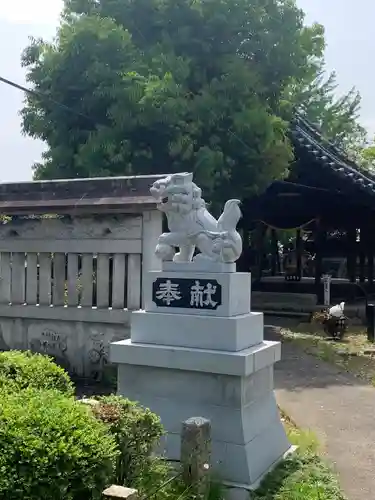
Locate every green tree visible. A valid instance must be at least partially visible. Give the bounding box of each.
[362,144,375,162]
[360,141,375,171]
[285,60,367,155]
[21,0,326,204]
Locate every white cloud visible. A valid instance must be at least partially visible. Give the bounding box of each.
[0,0,63,25]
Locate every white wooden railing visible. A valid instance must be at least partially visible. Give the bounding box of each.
[0,251,141,311]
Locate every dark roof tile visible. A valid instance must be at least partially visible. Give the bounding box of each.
[291,112,375,195]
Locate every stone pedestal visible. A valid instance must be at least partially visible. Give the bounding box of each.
[110,262,290,487]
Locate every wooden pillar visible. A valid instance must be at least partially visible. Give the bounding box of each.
[276,238,281,274]
[142,210,163,307]
[238,228,250,272]
[347,228,357,283]
[242,228,249,248]
[359,227,366,284]
[271,229,278,276]
[296,229,302,279]
[314,224,325,303]
[255,223,267,281]
[362,224,374,290]
[368,228,374,290]
[181,417,211,500]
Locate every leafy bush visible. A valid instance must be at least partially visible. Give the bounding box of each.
[0,388,118,500]
[0,350,74,395]
[91,395,164,486]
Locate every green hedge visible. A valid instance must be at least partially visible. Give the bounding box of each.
[0,352,170,499]
[0,350,74,395]
[0,388,118,500]
[91,396,164,486]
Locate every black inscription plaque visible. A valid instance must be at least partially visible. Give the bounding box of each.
[152,277,222,310]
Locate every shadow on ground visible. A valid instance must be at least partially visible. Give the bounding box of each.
[274,341,368,391]
[273,334,375,500]
[264,322,369,390]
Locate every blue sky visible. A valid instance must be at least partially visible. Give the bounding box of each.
[0,0,373,182]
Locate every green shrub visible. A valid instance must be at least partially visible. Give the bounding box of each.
[91,395,164,486]
[0,350,74,395]
[0,388,118,500]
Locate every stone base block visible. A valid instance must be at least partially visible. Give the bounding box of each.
[117,364,274,410]
[224,445,298,500]
[114,362,289,486]
[145,271,251,317]
[131,310,264,351]
[110,339,281,376]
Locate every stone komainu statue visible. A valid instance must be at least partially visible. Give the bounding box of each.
[150,172,242,264]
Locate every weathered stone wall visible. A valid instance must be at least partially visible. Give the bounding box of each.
[0,315,129,379]
[0,209,162,377]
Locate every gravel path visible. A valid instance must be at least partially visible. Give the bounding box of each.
[274,339,375,500]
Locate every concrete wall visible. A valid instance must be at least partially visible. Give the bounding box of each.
[0,210,162,377]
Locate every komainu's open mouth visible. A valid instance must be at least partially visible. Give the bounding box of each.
[161,197,168,204]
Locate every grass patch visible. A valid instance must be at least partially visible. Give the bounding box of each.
[253,411,346,500]
[280,409,320,455]
[253,454,345,500]
[281,328,375,385]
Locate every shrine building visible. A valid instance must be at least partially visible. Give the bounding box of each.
[239,112,375,310]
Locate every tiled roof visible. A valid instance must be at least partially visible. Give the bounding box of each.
[0,174,167,215]
[291,112,375,195]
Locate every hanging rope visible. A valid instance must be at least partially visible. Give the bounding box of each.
[249,218,318,232]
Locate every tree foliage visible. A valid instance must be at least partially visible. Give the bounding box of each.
[21,0,326,203]
[21,0,363,203]
[362,144,375,162]
[285,63,366,153]
[360,140,375,173]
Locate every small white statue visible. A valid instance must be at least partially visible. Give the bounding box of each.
[150,173,242,263]
[329,302,345,319]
